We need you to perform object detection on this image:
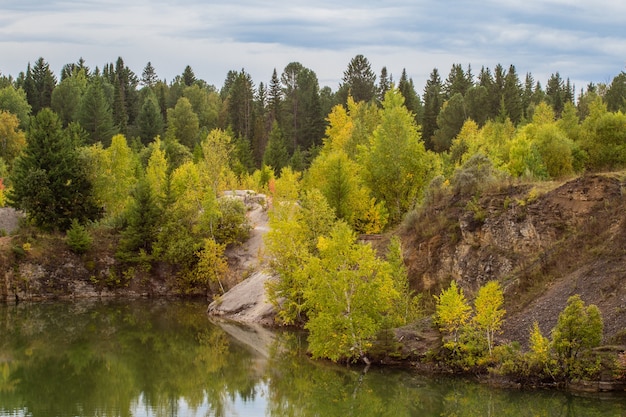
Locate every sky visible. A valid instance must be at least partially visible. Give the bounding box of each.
[1,0,625,93]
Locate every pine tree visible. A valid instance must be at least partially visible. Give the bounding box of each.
[422,68,443,151]
[503,65,523,124]
[398,68,422,123]
[141,62,159,88]
[377,66,392,103]
[337,54,376,105]
[78,76,116,145]
[24,57,57,114]
[137,89,164,144]
[8,109,102,230]
[182,65,196,87]
[268,68,282,125]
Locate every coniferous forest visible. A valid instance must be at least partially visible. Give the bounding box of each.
[1,55,626,381]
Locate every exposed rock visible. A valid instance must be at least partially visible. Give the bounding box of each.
[403,173,626,345]
[208,192,278,325]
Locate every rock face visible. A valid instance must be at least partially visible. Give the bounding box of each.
[207,271,277,326]
[402,173,626,344]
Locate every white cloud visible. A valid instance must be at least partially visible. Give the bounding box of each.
[0,0,624,91]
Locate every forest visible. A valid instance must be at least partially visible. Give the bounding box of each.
[1,54,626,380]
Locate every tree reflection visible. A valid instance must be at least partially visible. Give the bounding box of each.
[0,301,623,417]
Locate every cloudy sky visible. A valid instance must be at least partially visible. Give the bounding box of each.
[1,0,625,93]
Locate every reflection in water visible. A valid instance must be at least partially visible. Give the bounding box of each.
[0,300,623,417]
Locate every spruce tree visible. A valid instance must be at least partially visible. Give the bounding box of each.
[9,108,102,231]
[422,68,443,150]
[78,76,116,145]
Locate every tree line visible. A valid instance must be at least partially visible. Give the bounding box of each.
[1,54,626,367]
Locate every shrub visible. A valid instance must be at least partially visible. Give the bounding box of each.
[66,219,93,254]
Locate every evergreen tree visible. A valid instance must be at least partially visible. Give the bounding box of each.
[78,76,116,145]
[268,68,282,125]
[546,72,567,117]
[398,68,422,123]
[337,54,377,105]
[137,89,164,145]
[377,66,392,103]
[503,65,523,124]
[225,69,255,141]
[464,85,490,126]
[111,57,139,134]
[117,177,160,260]
[0,111,27,168]
[443,63,472,99]
[263,121,289,176]
[8,108,102,230]
[489,64,506,120]
[23,57,57,114]
[605,71,626,112]
[433,93,466,152]
[141,61,159,88]
[182,65,197,87]
[280,62,324,154]
[422,68,443,150]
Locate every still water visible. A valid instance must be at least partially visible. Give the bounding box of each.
[0,299,623,417]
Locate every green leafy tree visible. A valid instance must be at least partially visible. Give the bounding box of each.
[153,161,204,269]
[183,84,220,131]
[551,295,603,380]
[0,86,31,129]
[434,280,471,345]
[525,321,553,377]
[303,222,400,362]
[265,195,311,325]
[194,238,229,294]
[361,87,439,223]
[0,111,27,169]
[166,97,200,149]
[145,137,169,209]
[9,109,101,231]
[472,281,505,355]
[86,134,139,222]
[51,69,87,126]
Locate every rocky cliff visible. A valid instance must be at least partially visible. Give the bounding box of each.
[401,173,626,345]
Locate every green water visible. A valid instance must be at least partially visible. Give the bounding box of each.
[0,300,623,417]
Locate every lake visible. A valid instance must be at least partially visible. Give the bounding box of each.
[0,299,623,416]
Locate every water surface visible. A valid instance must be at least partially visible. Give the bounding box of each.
[0,300,623,416]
